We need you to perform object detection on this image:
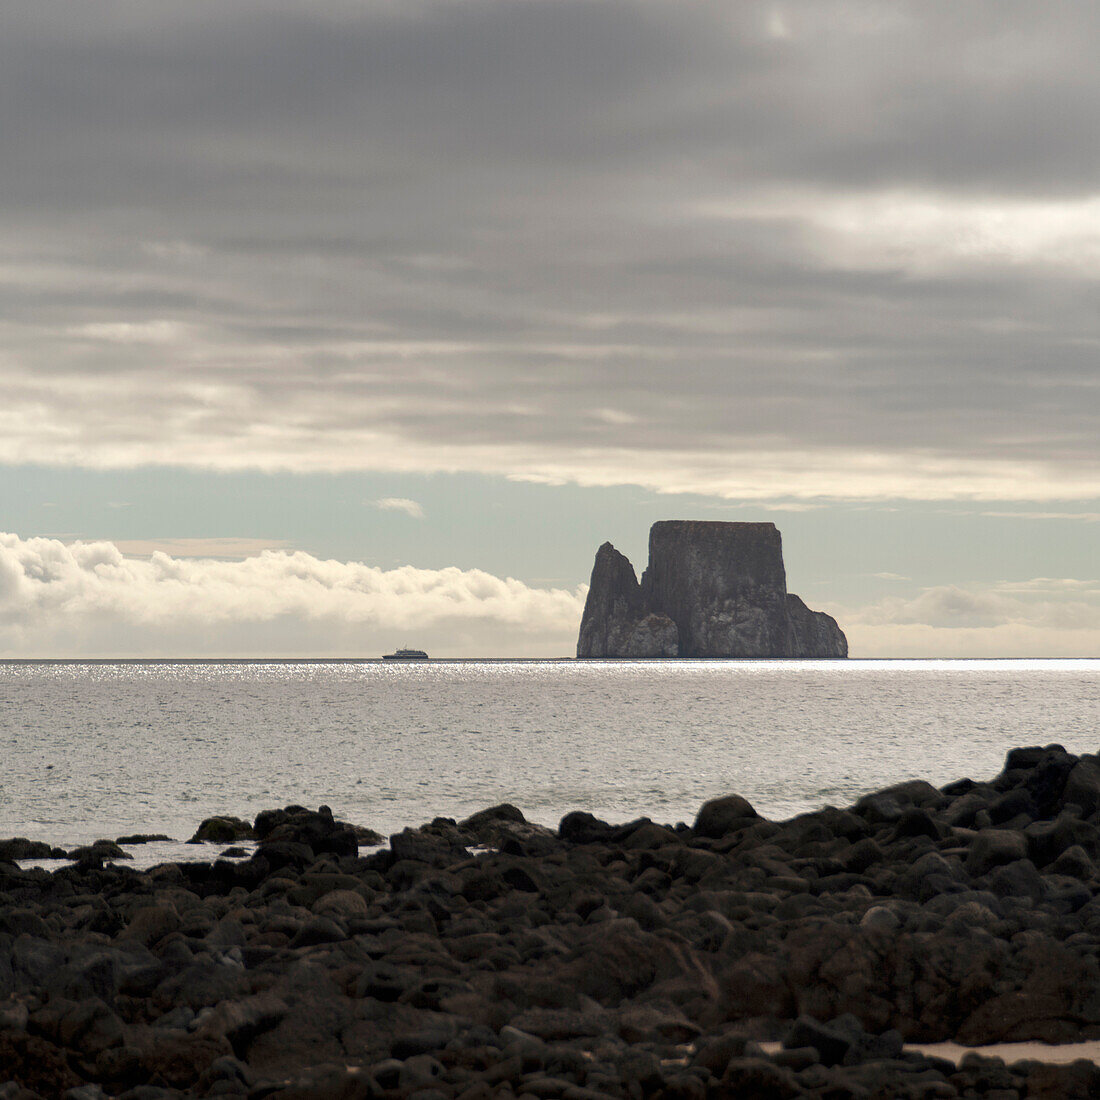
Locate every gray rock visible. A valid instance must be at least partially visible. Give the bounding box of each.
[63,1087,107,1100]
[577,521,846,658]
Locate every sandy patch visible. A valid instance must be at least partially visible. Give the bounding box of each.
[760,1040,1100,1066]
[908,1041,1100,1066]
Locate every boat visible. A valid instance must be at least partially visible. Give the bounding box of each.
[382,648,429,661]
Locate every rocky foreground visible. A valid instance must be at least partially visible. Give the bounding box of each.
[5,747,1100,1097]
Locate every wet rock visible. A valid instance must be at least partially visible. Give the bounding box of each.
[0,839,68,861]
[187,817,255,844]
[67,840,132,863]
[256,805,358,858]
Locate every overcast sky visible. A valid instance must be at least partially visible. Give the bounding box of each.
[1,1,1097,657]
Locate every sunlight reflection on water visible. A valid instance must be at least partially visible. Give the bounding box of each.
[0,658,1096,846]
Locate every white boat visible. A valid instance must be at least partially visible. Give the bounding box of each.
[382,648,429,661]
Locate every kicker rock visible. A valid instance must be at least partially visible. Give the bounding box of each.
[577,521,847,658]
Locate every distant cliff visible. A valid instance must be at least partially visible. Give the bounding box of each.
[577,521,847,658]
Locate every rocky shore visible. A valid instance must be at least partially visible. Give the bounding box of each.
[5,746,1100,1098]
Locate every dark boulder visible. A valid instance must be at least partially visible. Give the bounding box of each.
[67,840,132,863]
[187,816,255,844]
[558,811,617,845]
[1064,757,1100,817]
[783,1015,852,1066]
[692,794,759,839]
[460,803,526,838]
[0,838,68,861]
[254,805,359,858]
[966,829,1029,876]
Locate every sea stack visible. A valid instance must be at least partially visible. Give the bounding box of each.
[577,520,847,658]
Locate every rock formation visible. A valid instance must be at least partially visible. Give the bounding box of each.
[577,520,847,658]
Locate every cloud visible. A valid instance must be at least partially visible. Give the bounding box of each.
[872,572,910,581]
[0,532,585,657]
[373,497,425,519]
[0,2,1097,501]
[837,577,1100,657]
[979,511,1100,523]
[112,537,292,559]
[68,320,190,344]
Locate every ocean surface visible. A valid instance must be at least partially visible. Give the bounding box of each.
[1,659,1097,864]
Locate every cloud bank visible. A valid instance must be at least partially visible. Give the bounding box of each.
[840,579,1100,658]
[0,1,1097,501]
[0,534,1093,659]
[0,533,584,657]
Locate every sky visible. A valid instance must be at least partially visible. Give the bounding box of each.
[0,0,1097,658]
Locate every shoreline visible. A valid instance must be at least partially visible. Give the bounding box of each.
[5,747,1100,1096]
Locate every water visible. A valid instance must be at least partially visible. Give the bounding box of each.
[0,659,1097,856]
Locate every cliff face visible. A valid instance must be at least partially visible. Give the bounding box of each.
[577,521,847,658]
[575,544,679,658]
[785,593,848,659]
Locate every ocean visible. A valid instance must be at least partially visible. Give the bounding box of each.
[1,659,1097,863]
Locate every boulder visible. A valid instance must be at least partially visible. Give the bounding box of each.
[254,805,358,858]
[187,817,255,844]
[67,840,132,863]
[783,1015,851,1066]
[0,838,68,861]
[558,811,617,845]
[966,830,1029,876]
[1064,758,1100,817]
[693,794,759,839]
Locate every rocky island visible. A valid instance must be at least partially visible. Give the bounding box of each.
[577,521,847,658]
